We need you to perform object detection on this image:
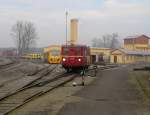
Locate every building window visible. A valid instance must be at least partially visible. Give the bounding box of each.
[132,56,134,60]
[130,56,132,60]
[126,56,129,60]
[127,55,132,61]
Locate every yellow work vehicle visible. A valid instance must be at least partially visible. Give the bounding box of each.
[44,45,61,64]
[47,49,61,64]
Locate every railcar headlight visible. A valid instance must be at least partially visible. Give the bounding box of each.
[62,58,66,61]
[78,58,81,62]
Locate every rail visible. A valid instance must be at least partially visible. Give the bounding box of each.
[0,73,76,115]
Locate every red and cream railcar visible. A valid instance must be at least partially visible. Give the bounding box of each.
[61,45,91,71]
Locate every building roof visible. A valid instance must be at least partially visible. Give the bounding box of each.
[124,35,150,40]
[112,48,150,56]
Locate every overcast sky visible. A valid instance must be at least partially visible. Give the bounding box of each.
[0,0,150,48]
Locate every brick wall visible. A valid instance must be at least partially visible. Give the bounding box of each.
[124,35,149,45]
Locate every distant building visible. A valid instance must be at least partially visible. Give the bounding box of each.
[0,48,17,57]
[111,49,150,64]
[22,48,44,59]
[123,35,149,51]
[111,35,150,64]
[90,47,111,63]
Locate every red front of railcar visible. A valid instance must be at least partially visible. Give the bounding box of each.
[61,45,91,70]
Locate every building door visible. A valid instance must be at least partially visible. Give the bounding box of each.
[114,56,117,63]
[98,55,104,62]
[91,55,96,64]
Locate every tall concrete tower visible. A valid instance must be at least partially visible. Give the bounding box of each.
[70,19,78,45]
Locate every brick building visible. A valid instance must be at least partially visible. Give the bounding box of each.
[123,35,149,51]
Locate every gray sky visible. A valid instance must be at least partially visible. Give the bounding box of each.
[0,0,150,48]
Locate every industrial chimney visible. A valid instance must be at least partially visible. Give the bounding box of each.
[70,19,78,45]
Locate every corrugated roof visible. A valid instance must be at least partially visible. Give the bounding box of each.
[118,49,150,56]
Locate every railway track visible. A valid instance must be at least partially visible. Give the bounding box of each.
[0,61,18,70]
[0,64,51,88]
[98,64,118,70]
[87,64,118,72]
[86,64,118,77]
[0,65,55,101]
[0,64,57,114]
[0,72,76,115]
[21,64,59,89]
[0,59,39,73]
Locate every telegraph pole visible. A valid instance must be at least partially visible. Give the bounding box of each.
[65,11,68,45]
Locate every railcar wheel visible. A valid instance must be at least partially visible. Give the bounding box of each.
[67,69,70,73]
[65,68,71,73]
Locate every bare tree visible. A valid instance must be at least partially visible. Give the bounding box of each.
[11,21,37,56]
[24,22,37,52]
[103,33,120,49]
[11,21,24,55]
[91,37,103,47]
[110,33,119,49]
[91,33,121,49]
[102,34,111,48]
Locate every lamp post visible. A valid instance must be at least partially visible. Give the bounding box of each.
[65,11,68,45]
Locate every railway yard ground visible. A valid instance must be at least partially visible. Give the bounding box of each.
[0,58,150,115]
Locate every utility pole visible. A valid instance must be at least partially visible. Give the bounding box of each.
[65,11,68,45]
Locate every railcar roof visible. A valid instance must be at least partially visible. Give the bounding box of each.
[62,44,89,48]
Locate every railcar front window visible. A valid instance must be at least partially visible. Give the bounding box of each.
[62,47,82,56]
[75,48,81,56]
[51,50,60,56]
[63,48,69,55]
